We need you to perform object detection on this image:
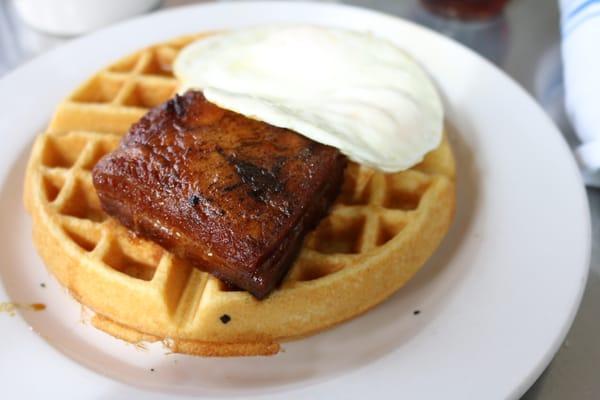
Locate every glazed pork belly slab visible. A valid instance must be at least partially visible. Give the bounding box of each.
[93,91,346,298]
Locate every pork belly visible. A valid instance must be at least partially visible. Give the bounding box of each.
[92,91,346,298]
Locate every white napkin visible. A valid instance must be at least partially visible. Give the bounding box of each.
[560,0,600,186]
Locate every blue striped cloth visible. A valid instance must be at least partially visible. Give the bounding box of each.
[561,0,600,183]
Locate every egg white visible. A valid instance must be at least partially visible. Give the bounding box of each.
[174,25,443,172]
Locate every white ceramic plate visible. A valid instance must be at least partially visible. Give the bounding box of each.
[0,2,590,399]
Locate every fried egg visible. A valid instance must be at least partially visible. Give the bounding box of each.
[174,25,443,172]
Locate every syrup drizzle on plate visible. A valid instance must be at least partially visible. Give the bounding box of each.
[0,302,46,316]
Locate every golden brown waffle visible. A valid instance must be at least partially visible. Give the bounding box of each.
[24,34,456,356]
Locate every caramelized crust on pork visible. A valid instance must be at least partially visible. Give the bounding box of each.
[92,91,346,298]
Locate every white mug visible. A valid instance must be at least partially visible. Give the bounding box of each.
[13,0,161,36]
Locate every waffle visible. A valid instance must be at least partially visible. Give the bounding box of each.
[24,34,456,356]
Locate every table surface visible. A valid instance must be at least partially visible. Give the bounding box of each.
[1,0,598,398]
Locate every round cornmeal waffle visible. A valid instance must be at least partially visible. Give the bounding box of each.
[24,34,456,356]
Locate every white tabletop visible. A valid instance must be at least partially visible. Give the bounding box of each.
[1,0,598,398]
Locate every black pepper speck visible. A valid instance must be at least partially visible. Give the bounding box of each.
[189,194,200,207]
[413,310,421,315]
[220,314,231,324]
[40,283,46,288]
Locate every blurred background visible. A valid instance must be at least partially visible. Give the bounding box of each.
[1,1,598,398]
